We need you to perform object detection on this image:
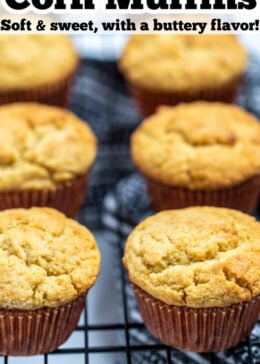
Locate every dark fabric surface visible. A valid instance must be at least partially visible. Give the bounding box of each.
[69,59,141,229]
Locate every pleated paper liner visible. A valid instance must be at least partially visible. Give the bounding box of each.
[0,70,78,108]
[144,174,260,214]
[0,294,86,356]
[132,284,260,353]
[129,76,242,116]
[0,173,89,218]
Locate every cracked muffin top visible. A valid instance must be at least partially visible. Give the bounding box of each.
[0,207,100,309]
[0,35,78,91]
[119,34,247,92]
[123,207,260,307]
[0,103,97,191]
[131,102,260,190]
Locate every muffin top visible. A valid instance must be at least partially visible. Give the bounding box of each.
[123,207,260,308]
[0,35,78,91]
[0,103,97,191]
[0,207,100,309]
[120,34,247,92]
[131,102,260,190]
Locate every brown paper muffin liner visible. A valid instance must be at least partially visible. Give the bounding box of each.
[0,70,78,107]
[144,174,260,214]
[0,294,86,356]
[133,284,260,352]
[129,77,242,116]
[0,173,89,218]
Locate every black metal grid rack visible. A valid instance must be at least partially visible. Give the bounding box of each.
[2,232,258,364]
[1,53,260,364]
[1,233,259,364]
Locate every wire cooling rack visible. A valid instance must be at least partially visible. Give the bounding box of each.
[1,223,258,364]
[1,52,260,363]
[2,219,258,364]
[102,173,260,364]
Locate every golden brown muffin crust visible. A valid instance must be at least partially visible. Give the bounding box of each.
[123,207,260,307]
[0,103,97,191]
[0,35,78,91]
[0,207,100,309]
[131,102,260,189]
[120,34,247,92]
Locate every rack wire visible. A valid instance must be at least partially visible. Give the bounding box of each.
[1,54,260,364]
[1,231,259,364]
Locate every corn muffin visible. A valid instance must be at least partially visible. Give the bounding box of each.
[0,103,97,216]
[0,207,100,355]
[123,206,260,351]
[131,102,260,213]
[0,34,79,106]
[120,34,247,115]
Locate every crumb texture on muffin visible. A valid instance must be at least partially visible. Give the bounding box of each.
[0,207,100,309]
[0,35,78,91]
[120,34,247,92]
[0,103,97,190]
[131,102,260,189]
[123,207,260,307]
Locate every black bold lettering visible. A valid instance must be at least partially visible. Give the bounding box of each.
[54,0,66,9]
[32,0,53,10]
[106,0,143,10]
[4,0,30,10]
[83,0,95,9]
[147,0,168,9]
[226,0,237,9]
[71,0,83,9]
[169,0,182,10]
[213,0,226,9]
[140,21,149,30]
[200,0,211,9]
[71,0,95,9]
[1,19,11,30]
[50,22,58,30]
[185,0,197,9]
[238,0,256,8]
